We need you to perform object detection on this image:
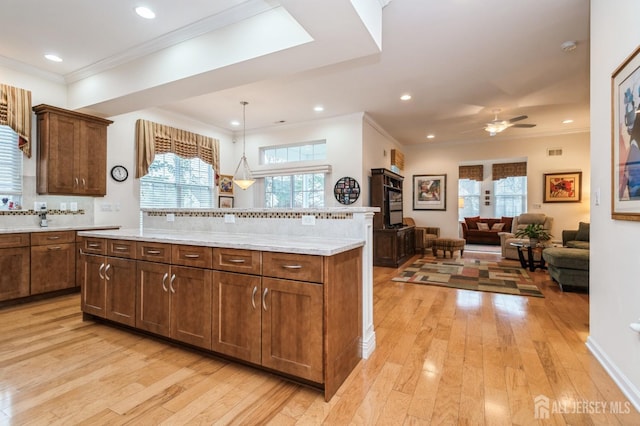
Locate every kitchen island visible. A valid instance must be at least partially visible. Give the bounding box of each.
[77,227,364,401]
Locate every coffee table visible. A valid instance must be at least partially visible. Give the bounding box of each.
[510,241,546,272]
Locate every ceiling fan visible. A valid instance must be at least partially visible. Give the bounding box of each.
[484,110,536,136]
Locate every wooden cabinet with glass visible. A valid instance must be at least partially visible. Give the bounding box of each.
[33,104,113,196]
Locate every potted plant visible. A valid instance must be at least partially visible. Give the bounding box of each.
[514,223,552,246]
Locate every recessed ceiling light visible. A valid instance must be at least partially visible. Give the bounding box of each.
[562,119,574,124]
[314,105,324,112]
[400,94,412,101]
[135,6,156,19]
[44,54,62,62]
[230,120,240,126]
[426,134,435,139]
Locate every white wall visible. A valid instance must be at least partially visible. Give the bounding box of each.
[401,132,590,239]
[589,0,640,408]
[233,112,365,208]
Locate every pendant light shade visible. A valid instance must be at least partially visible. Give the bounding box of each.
[233,101,255,190]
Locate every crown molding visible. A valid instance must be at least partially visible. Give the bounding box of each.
[0,55,66,85]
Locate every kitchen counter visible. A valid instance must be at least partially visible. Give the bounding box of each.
[77,228,364,256]
[0,224,120,234]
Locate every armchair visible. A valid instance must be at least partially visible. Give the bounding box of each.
[403,217,440,254]
[499,213,553,260]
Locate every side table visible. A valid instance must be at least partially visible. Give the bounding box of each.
[510,241,546,272]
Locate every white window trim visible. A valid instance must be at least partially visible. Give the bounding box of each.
[251,162,332,178]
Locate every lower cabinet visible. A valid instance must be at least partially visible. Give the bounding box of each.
[0,245,30,301]
[31,231,76,295]
[137,261,212,350]
[373,226,415,267]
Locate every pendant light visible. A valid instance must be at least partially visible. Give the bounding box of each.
[233,101,255,190]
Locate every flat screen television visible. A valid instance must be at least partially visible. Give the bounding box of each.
[387,187,403,227]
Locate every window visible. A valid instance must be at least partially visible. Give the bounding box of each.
[0,125,22,208]
[458,179,480,220]
[494,176,527,217]
[265,173,325,208]
[140,153,214,208]
[261,141,326,164]
[259,141,328,208]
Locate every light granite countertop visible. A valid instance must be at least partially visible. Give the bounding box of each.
[0,225,120,234]
[77,228,364,256]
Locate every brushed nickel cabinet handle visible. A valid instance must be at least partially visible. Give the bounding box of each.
[162,272,169,292]
[104,264,112,281]
[251,286,257,310]
[282,264,302,269]
[169,274,176,293]
[46,236,61,240]
[113,246,127,251]
[98,263,105,280]
[146,249,161,255]
[82,178,86,188]
[47,246,62,251]
[262,288,269,311]
[228,259,245,263]
[75,177,79,188]
[184,254,200,258]
[88,243,100,248]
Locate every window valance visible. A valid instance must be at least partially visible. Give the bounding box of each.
[459,165,483,181]
[136,119,219,178]
[492,161,527,180]
[0,84,32,158]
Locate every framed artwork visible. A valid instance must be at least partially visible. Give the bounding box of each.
[413,174,446,210]
[333,176,361,205]
[218,196,234,208]
[543,172,582,203]
[612,45,640,220]
[219,174,234,195]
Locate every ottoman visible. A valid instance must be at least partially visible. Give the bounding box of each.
[542,247,589,291]
[432,238,465,258]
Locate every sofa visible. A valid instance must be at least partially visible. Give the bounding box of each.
[499,213,553,260]
[460,216,513,245]
[542,222,589,291]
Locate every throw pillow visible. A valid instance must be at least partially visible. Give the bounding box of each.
[477,222,490,231]
[575,222,590,241]
[464,216,480,230]
[491,222,505,231]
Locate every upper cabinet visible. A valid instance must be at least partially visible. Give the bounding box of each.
[33,104,113,196]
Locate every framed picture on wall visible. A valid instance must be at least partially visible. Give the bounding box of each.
[219,196,234,208]
[413,174,446,210]
[219,174,234,195]
[612,45,640,220]
[543,172,582,203]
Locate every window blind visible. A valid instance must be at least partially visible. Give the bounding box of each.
[0,125,22,195]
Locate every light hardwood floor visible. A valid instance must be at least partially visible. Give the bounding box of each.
[0,251,638,425]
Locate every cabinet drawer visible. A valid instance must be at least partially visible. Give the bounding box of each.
[79,237,106,255]
[31,231,75,246]
[0,233,29,248]
[213,248,261,275]
[262,252,323,283]
[172,244,212,268]
[138,242,171,263]
[107,239,137,259]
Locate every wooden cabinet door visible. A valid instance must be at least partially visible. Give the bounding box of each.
[44,113,79,194]
[170,266,212,349]
[31,242,76,294]
[0,247,30,301]
[105,257,136,327]
[80,253,106,317]
[261,277,323,383]
[77,119,107,195]
[212,271,262,363]
[136,261,171,337]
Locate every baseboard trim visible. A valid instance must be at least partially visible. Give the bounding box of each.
[360,332,376,359]
[586,336,640,412]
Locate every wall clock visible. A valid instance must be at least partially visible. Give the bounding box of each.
[334,176,360,205]
[110,165,129,182]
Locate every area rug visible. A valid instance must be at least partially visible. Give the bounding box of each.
[392,258,544,297]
